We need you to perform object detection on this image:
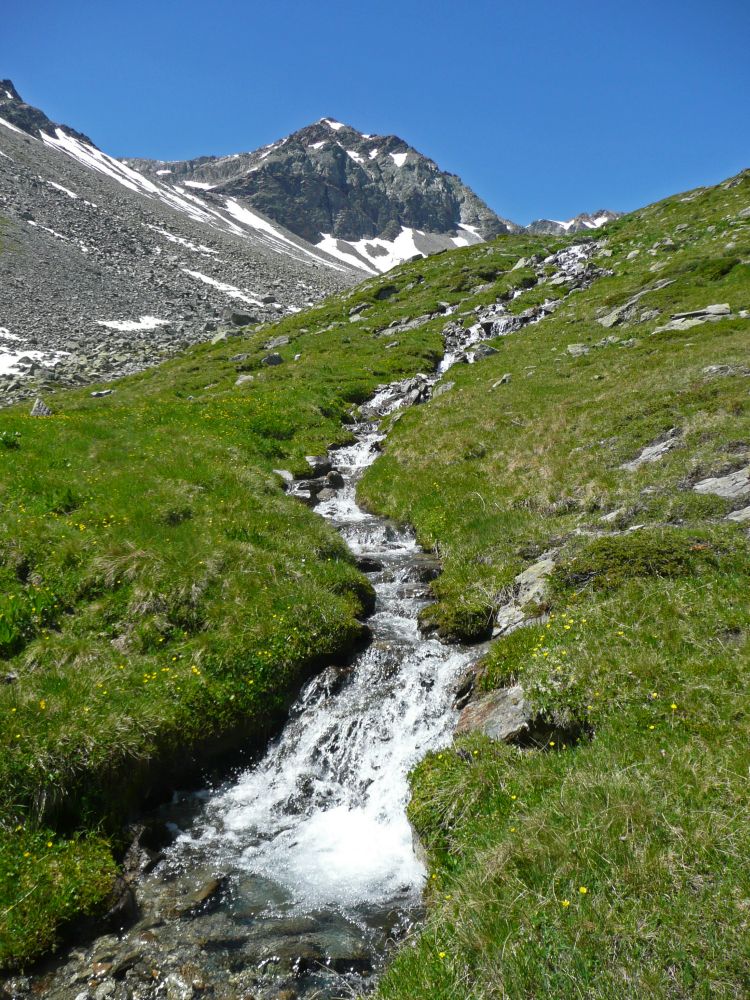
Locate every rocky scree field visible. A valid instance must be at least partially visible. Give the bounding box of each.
[0,167,748,998]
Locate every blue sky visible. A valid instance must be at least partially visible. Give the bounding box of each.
[2,0,748,224]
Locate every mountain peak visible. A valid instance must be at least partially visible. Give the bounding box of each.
[0,79,22,102]
[526,209,621,235]
[0,78,93,145]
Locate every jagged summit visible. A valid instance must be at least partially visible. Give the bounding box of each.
[527,209,621,235]
[0,79,93,145]
[126,117,520,273]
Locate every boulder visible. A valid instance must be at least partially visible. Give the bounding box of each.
[29,398,52,416]
[472,343,499,360]
[621,428,679,471]
[235,374,255,386]
[304,455,332,477]
[432,380,455,398]
[264,335,289,349]
[356,556,384,573]
[90,389,113,397]
[325,469,345,488]
[672,303,730,320]
[261,352,283,366]
[272,469,294,486]
[567,343,590,357]
[456,685,532,742]
[694,466,750,500]
[230,311,258,326]
[726,505,750,524]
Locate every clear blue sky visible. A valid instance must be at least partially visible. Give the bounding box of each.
[2,0,748,224]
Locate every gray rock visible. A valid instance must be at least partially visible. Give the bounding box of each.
[491,373,512,387]
[671,303,730,320]
[566,343,590,357]
[171,876,225,917]
[264,335,289,349]
[493,553,556,637]
[90,389,113,397]
[598,278,675,328]
[261,353,283,366]
[235,374,255,386]
[693,466,750,500]
[325,469,345,488]
[726,505,750,524]
[272,469,294,486]
[471,343,499,359]
[456,685,532,742]
[304,455,332,477]
[621,428,679,471]
[30,398,52,416]
[702,364,749,378]
[229,311,258,326]
[432,380,455,398]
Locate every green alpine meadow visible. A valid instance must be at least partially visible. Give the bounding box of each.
[1,163,749,998]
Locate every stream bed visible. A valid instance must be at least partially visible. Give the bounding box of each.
[7,242,601,1000]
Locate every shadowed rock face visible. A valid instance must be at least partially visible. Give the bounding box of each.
[126,118,519,245]
[0,79,93,145]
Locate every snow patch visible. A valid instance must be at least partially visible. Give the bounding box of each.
[181,268,262,305]
[389,152,408,167]
[224,198,349,270]
[27,220,69,242]
[369,148,379,159]
[156,169,172,175]
[345,149,364,164]
[0,115,25,135]
[38,128,350,272]
[0,327,21,342]
[47,181,79,199]
[322,118,345,131]
[309,141,326,150]
[147,225,220,255]
[0,347,68,376]
[316,226,426,275]
[184,180,216,190]
[96,316,170,332]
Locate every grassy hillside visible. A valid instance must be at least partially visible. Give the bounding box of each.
[1,167,748,989]
[0,228,558,966]
[358,172,750,997]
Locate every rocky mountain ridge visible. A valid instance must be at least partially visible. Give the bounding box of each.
[126,118,521,275]
[0,83,358,406]
[527,209,621,235]
[0,80,620,406]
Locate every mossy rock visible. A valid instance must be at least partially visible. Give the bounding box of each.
[552,529,718,592]
[418,599,494,643]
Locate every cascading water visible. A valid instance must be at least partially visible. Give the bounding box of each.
[16,241,605,1000]
[128,388,484,999]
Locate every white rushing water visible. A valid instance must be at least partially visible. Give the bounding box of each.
[171,392,478,913]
